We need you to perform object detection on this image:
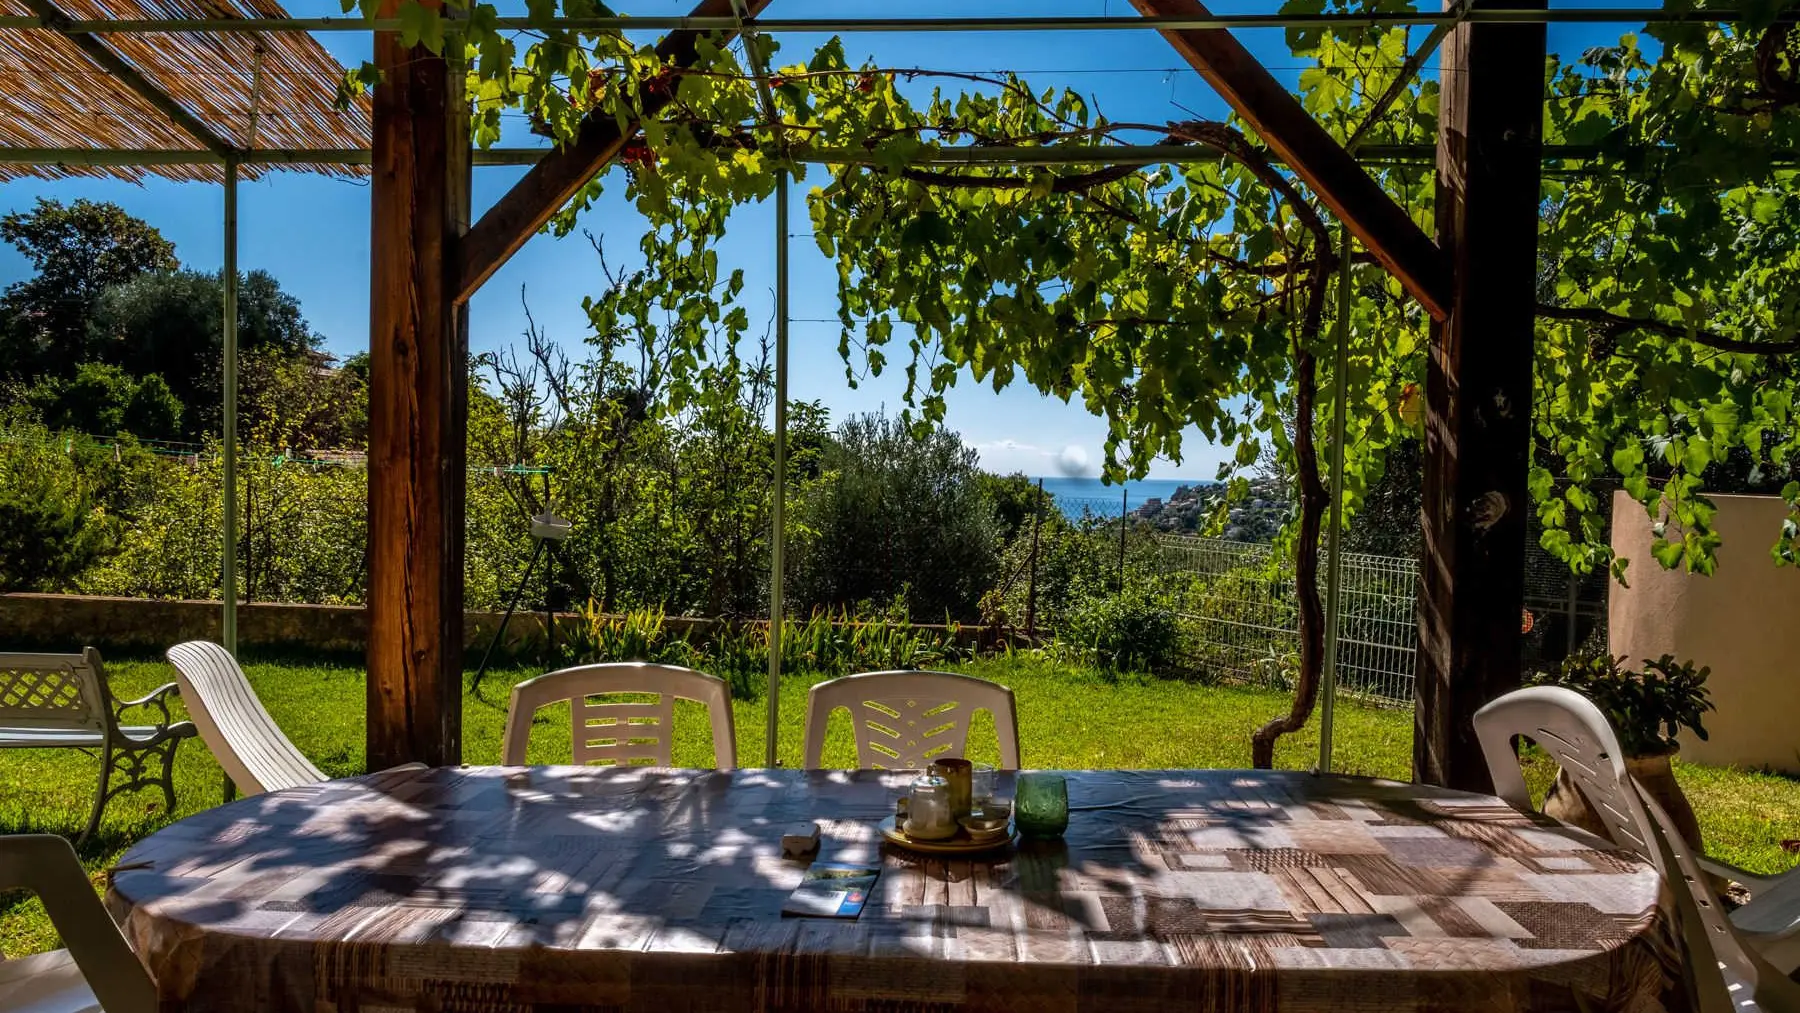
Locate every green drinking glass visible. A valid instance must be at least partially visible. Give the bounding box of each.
[1014,772,1069,839]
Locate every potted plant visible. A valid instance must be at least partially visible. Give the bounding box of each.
[1528,653,1715,851]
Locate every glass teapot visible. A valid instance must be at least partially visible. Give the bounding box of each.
[904,773,957,840]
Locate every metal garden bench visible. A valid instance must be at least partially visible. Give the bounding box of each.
[0,648,196,843]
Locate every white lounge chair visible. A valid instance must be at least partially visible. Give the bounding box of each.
[1477,684,1799,972]
[0,834,157,1013]
[802,669,1019,770]
[501,662,737,768]
[1636,784,1800,1013]
[165,641,324,798]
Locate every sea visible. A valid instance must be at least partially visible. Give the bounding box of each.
[1033,476,1213,520]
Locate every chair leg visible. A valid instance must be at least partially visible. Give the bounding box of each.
[78,741,113,847]
[158,738,182,814]
[223,773,237,804]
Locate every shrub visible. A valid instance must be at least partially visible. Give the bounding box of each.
[1060,586,1181,673]
[565,605,972,702]
[790,413,1002,622]
[0,460,113,591]
[1529,653,1713,756]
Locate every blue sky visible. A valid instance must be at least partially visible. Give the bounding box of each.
[0,0,1638,479]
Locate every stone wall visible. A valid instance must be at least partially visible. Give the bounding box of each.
[0,593,583,656]
[0,593,995,658]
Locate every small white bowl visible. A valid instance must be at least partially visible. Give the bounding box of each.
[959,814,1010,840]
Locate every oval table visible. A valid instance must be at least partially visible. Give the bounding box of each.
[107,767,1686,1013]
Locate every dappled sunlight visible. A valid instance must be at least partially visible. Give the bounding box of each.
[104,765,1683,1008]
[4,655,1796,963]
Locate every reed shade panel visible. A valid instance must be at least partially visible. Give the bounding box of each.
[0,0,370,181]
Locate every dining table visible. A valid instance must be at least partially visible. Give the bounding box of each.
[106,765,1688,1013]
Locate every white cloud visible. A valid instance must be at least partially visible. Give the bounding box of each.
[974,438,1044,455]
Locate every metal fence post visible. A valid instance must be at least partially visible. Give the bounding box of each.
[1118,487,1129,592]
[1026,478,1043,638]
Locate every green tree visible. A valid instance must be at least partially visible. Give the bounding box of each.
[87,269,322,438]
[0,198,177,380]
[792,413,1002,622]
[26,362,183,442]
[976,471,1055,543]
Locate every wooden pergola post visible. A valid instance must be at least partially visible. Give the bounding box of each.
[367,0,470,768]
[1414,0,1547,790]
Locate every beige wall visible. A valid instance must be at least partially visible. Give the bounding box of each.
[1609,491,1800,774]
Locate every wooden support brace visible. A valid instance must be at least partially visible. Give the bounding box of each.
[1129,0,1452,320]
[456,0,772,304]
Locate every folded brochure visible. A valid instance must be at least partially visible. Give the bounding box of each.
[782,861,880,918]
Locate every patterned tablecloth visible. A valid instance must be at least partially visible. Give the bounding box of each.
[107,766,1685,1013]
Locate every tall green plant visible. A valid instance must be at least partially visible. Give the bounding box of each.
[792,413,1002,622]
[1530,653,1714,757]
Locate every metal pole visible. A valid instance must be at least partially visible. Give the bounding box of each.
[1318,228,1354,773]
[765,168,789,768]
[0,8,1778,32]
[1025,478,1043,639]
[1118,487,1129,593]
[0,143,1775,172]
[221,159,239,655]
[470,538,547,691]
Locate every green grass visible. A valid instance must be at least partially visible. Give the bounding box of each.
[3,651,1796,957]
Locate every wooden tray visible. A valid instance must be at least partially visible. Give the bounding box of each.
[878,815,1015,855]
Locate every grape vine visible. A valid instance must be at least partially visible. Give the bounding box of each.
[340,1,1800,760]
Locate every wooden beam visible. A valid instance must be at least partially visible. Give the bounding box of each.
[1413,0,1546,791]
[23,0,233,156]
[456,0,772,304]
[1129,0,1452,320]
[367,0,470,769]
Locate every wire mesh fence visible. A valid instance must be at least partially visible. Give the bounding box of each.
[1156,525,1610,706]
[1157,534,1420,705]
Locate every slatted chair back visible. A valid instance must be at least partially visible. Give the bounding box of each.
[167,640,325,795]
[501,663,737,769]
[1636,783,1800,1013]
[0,834,157,1013]
[1474,684,1657,865]
[0,650,108,735]
[803,669,1020,770]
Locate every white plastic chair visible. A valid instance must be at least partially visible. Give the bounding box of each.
[165,641,325,798]
[802,670,1019,770]
[1635,783,1800,1013]
[501,662,736,768]
[1477,685,1800,972]
[1473,684,1659,865]
[1708,865,1800,976]
[0,835,157,1013]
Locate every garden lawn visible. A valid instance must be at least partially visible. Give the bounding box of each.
[3,652,1797,957]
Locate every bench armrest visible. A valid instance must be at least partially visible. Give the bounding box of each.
[113,681,181,728]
